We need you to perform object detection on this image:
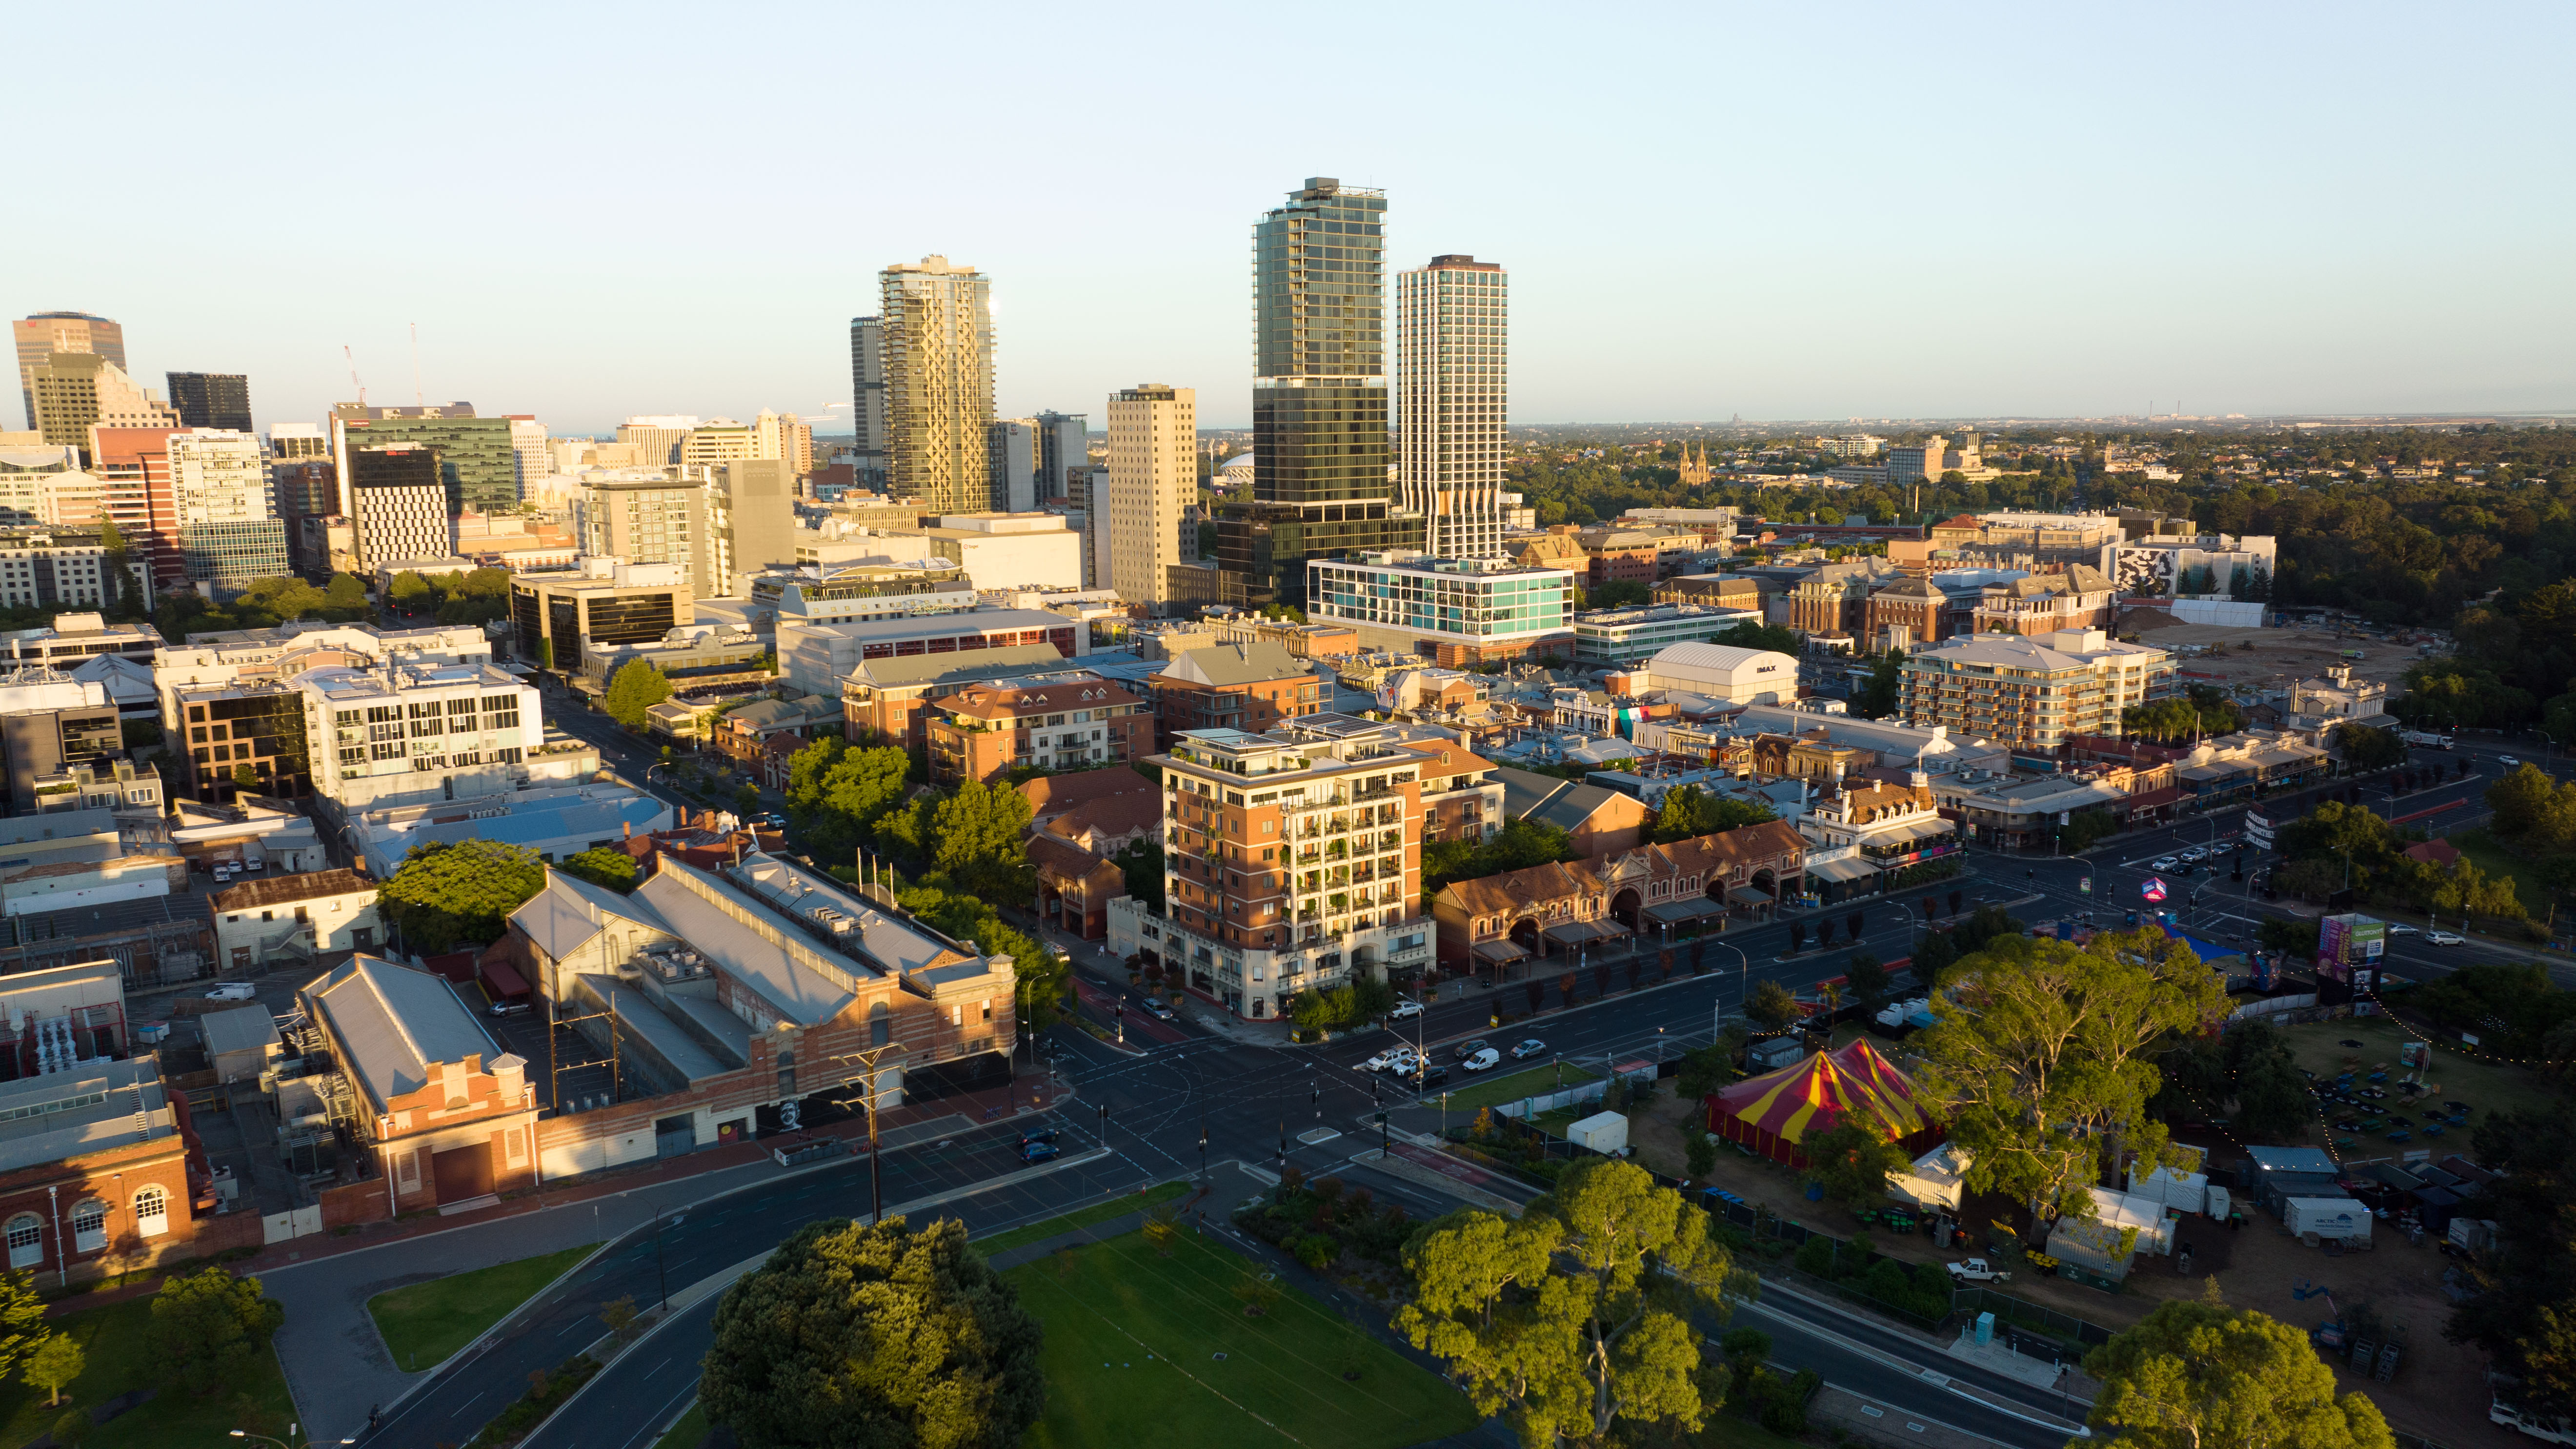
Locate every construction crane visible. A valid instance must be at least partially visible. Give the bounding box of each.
[343,345,365,406]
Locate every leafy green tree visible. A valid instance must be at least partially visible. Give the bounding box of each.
[700,1215,1044,1449]
[1110,840,1164,909]
[1711,620,1803,656]
[2454,1103,2576,1413]
[1803,1118,1906,1209]
[387,570,436,612]
[1857,649,1903,719]
[2331,722,2406,772]
[2084,1289,2394,1449]
[782,738,916,863]
[1422,816,1582,897]
[1650,785,1776,845]
[2059,805,2119,854]
[1745,980,1800,1031]
[1912,930,2225,1223]
[1586,580,1651,610]
[380,840,547,953]
[923,781,1036,903]
[1396,1160,1741,1446]
[230,764,259,793]
[603,659,673,729]
[23,1331,79,1407]
[1843,950,1891,1009]
[323,572,370,612]
[559,847,639,894]
[150,1267,284,1397]
[0,1272,44,1388]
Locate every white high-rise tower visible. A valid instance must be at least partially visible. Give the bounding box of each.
[1396,254,1508,559]
[1105,384,1196,612]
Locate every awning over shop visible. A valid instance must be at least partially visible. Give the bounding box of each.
[1727,885,1775,907]
[1871,818,1953,848]
[1806,857,1883,884]
[2120,785,2182,813]
[1644,896,1730,924]
[1543,919,1630,947]
[1473,940,1529,964]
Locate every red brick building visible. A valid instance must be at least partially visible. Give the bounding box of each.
[1030,835,1127,940]
[1147,641,1325,747]
[839,644,1074,751]
[0,1054,214,1286]
[926,676,1152,785]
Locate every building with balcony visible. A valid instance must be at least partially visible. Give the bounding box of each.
[295,661,543,812]
[838,643,1072,751]
[1898,629,2174,752]
[923,674,1151,784]
[1146,717,1444,1020]
[1968,566,2116,637]
[1305,551,1574,666]
[1573,602,1763,666]
[1147,641,1326,747]
[1794,775,1958,901]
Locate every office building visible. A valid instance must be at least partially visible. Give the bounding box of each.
[329,404,515,514]
[1215,178,1422,610]
[576,469,714,596]
[85,427,185,588]
[296,515,357,578]
[848,317,887,483]
[270,422,329,460]
[0,533,115,609]
[165,373,252,432]
[988,420,1039,513]
[0,443,77,529]
[1033,411,1087,501]
[1305,551,1575,666]
[12,313,125,432]
[710,459,799,596]
[179,522,291,588]
[753,409,812,474]
[1898,629,2176,752]
[879,256,994,516]
[292,661,542,810]
[616,416,698,468]
[152,618,489,737]
[1396,254,1509,559]
[347,446,452,568]
[28,354,177,461]
[1147,640,1326,745]
[1142,717,1441,1020]
[1572,602,1764,667]
[681,419,753,467]
[899,514,1082,591]
[509,560,694,673]
[166,429,270,526]
[0,675,121,815]
[1103,384,1197,611]
[508,415,551,500]
[776,608,1079,702]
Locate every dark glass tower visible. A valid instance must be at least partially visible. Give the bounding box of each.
[1215,177,1422,609]
[166,372,253,431]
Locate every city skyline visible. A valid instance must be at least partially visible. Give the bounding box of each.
[5,6,2571,433]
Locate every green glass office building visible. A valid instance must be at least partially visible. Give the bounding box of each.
[329,403,517,515]
[1215,177,1422,609]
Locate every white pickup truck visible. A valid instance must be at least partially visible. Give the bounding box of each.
[1946,1258,2013,1284]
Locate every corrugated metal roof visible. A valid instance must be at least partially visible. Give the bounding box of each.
[305,955,505,1113]
[509,867,675,962]
[201,1005,281,1059]
[635,862,864,1026]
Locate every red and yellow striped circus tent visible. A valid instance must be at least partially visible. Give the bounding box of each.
[1705,1038,1942,1167]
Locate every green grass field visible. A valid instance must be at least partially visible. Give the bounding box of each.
[975,1182,1190,1255]
[2445,827,2544,921]
[2278,1015,2555,1127]
[652,1401,707,1449]
[0,1292,295,1449]
[1004,1229,1477,1449]
[1436,1060,1599,1113]
[366,1243,598,1371]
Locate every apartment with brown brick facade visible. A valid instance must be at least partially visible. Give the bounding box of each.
[926,675,1151,784]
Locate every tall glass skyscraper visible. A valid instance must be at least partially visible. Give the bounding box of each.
[878,257,994,517]
[1215,178,1422,609]
[1396,255,1508,559]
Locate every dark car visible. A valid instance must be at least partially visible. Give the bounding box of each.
[1412,1065,1452,1089]
[1142,1000,1177,1022]
[1020,1140,1061,1164]
[1019,1127,1058,1148]
[1453,1037,1491,1062]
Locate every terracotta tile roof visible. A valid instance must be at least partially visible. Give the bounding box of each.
[1021,767,1158,819]
[1437,860,1602,918]
[1042,789,1160,846]
[946,678,1140,721]
[1027,833,1125,885]
[1400,740,1500,780]
[1650,819,1808,877]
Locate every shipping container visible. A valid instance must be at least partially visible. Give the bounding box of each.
[2285,1196,2372,1242]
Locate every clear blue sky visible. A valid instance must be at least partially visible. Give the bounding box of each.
[10,2,2570,434]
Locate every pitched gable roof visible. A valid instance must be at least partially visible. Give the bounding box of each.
[1161,640,1307,687]
[1021,767,1159,820]
[1437,859,1602,918]
[509,865,675,961]
[305,955,506,1112]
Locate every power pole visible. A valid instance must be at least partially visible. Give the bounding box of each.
[830,1045,901,1225]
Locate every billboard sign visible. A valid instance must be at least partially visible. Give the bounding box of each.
[2244,812,2275,849]
[2142,877,2168,903]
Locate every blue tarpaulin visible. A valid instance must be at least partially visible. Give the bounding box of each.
[2153,914,2236,960]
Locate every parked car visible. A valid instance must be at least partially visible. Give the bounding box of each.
[204,983,257,1002]
[1946,1257,2013,1284]
[488,999,532,1017]
[1453,1038,1491,1062]
[1019,1140,1061,1164]
[2428,930,2467,946]
[1388,1000,1424,1020]
[1509,1038,1547,1060]
[1364,1049,1402,1073]
[2388,924,2422,937]
[1412,1065,1451,1089]
[1461,1048,1502,1073]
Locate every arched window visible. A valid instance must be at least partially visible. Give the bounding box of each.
[869,1001,890,1047]
[3,1214,39,1270]
[69,1199,107,1254]
[133,1185,169,1238]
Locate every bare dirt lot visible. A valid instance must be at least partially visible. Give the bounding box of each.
[1626,1025,2539,1446]
[2121,619,2429,693]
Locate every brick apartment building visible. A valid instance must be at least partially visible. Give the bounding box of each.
[926,676,1151,784]
[838,644,1070,751]
[1147,641,1326,747]
[1431,819,1808,973]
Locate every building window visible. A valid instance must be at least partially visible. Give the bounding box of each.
[69,1199,106,1254]
[3,1215,38,1269]
[133,1185,169,1237]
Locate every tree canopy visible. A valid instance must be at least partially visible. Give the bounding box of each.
[380,840,548,952]
[2451,1102,2576,1414]
[603,659,675,728]
[2085,1288,2393,1449]
[150,1267,285,1398]
[700,1215,1044,1449]
[1422,816,1581,899]
[1395,1160,1742,1446]
[0,1271,45,1386]
[1802,1118,1907,1209]
[784,739,916,865]
[559,846,639,893]
[1912,928,2226,1222]
[1649,785,1776,845]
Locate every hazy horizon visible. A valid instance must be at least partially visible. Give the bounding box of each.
[9,3,2570,436]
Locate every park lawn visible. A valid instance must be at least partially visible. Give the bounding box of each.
[1439,1060,1599,1113]
[1701,1412,1814,1449]
[1004,1229,1477,1449]
[0,1291,295,1449]
[367,1243,598,1372]
[2277,1015,2555,1128]
[2444,828,2543,921]
[651,1401,707,1449]
[975,1181,1190,1255]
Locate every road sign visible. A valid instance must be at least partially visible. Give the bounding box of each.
[2079,876,2092,894]
[2142,877,2168,903]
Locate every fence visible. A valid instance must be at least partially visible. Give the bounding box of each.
[1493,1080,1610,1119]
[2228,993,2322,1022]
[1949,1284,2116,1351]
